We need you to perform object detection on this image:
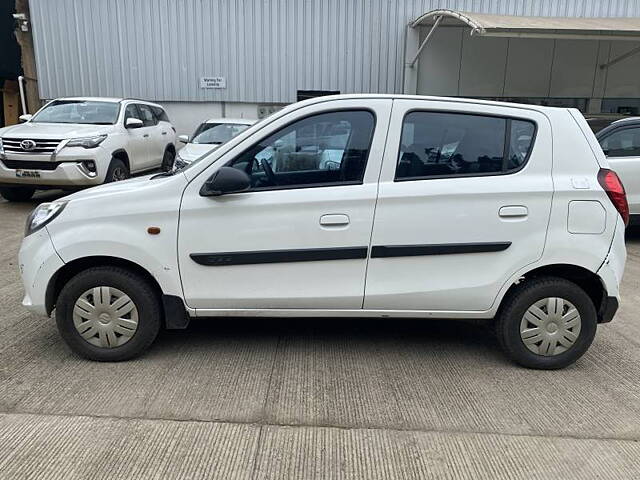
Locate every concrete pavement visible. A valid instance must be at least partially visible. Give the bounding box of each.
[1,192,639,479]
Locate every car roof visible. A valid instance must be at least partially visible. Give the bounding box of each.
[611,116,640,125]
[54,97,124,103]
[203,117,256,125]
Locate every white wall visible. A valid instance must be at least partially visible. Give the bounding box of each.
[160,102,263,137]
[417,26,640,111]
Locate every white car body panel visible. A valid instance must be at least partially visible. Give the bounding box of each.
[177,100,392,309]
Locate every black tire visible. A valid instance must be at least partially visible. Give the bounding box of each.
[56,266,161,361]
[161,148,175,172]
[495,276,597,370]
[0,186,35,202]
[105,158,129,183]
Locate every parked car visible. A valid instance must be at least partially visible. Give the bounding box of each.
[19,94,627,369]
[0,97,176,201]
[596,117,640,225]
[585,114,629,134]
[174,118,255,170]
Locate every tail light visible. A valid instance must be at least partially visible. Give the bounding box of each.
[597,168,629,226]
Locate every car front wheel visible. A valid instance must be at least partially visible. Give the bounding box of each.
[496,276,597,369]
[56,266,161,361]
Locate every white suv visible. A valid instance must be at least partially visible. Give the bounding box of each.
[18,95,627,369]
[0,97,176,201]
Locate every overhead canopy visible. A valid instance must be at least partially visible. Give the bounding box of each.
[411,9,640,41]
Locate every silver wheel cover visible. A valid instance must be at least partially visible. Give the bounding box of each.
[520,297,581,356]
[72,286,139,348]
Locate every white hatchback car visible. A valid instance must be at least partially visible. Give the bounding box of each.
[174,118,255,170]
[0,97,176,201]
[19,95,627,369]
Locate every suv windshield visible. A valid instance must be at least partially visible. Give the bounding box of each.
[31,100,120,125]
[192,123,251,144]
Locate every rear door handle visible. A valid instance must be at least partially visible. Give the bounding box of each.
[320,214,350,226]
[143,134,150,138]
[499,206,528,218]
[162,131,167,135]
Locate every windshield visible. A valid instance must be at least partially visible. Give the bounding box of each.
[191,122,251,144]
[31,100,120,125]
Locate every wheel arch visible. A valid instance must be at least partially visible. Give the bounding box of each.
[45,255,189,329]
[498,263,607,322]
[111,149,130,171]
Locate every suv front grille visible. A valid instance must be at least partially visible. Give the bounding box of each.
[1,159,60,171]
[2,137,63,154]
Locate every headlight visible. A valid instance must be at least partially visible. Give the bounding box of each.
[0,137,4,154]
[25,201,67,237]
[66,135,107,149]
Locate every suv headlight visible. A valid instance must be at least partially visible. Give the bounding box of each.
[25,201,67,237]
[66,135,107,149]
[0,137,4,154]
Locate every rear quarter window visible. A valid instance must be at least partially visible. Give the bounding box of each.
[396,111,536,181]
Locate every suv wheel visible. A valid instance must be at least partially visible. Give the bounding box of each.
[161,148,175,172]
[0,186,35,202]
[105,158,129,183]
[496,277,597,369]
[56,266,161,361]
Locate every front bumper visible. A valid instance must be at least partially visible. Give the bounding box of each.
[19,227,65,316]
[0,146,109,187]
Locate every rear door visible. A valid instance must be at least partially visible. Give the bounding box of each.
[364,99,553,312]
[137,104,164,169]
[599,124,640,216]
[123,104,148,173]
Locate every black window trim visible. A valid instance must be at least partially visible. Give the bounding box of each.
[221,108,378,193]
[598,124,640,158]
[394,109,538,182]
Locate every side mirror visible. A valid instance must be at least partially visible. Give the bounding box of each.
[19,114,32,122]
[178,134,189,144]
[200,166,251,197]
[125,117,144,129]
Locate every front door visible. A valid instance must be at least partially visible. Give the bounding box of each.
[178,99,392,310]
[364,99,553,312]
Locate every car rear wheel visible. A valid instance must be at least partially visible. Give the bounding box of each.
[105,158,129,183]
[496,276,597,369]
[0,186,35,202]
[56,266,161,361]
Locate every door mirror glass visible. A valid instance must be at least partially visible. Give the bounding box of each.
[200,166,251,196]
[125,117,144,129]
[178,134,190,144]
[19,114,32,122]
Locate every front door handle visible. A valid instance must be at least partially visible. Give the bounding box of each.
[320,214,350,226]
[499,205,528,218]
[143,134,150,138]
[162,131,167,135]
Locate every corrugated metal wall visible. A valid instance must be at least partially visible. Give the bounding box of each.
[29,0,640,103]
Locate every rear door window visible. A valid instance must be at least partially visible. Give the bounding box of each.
[396,111,535,180]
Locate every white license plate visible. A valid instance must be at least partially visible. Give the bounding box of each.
[15,169,40,178]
